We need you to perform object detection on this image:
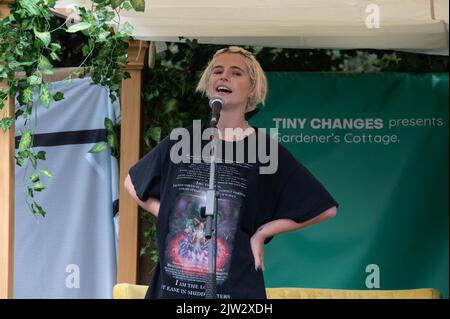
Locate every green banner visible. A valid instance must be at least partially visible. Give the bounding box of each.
[251,72,449,298]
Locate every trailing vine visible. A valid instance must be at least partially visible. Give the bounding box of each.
[0,0,144,217]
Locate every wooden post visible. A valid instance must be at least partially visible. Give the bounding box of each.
[0,81,15,300]
[117,40,148,284]
[0,0,16,300]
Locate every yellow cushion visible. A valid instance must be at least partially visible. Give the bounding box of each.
[114,283,149,299]
[265,287,441,299]
[113,283,441,299]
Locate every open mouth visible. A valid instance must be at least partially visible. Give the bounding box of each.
[216,85,232,94]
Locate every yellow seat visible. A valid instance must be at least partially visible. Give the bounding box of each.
[114,283,150,299]
[113,283,441,299]
[265,287,441,299]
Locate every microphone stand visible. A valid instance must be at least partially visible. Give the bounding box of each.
[204,117,220,299]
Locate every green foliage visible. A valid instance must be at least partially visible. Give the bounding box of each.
[89,117,120,158]
[0,0,144,217]
[327,50,401,72]
[72,2,133,102]
[52,91,64,101]
[89,141,107,153]
[142,39,210,150]
[131,0,145,12]
[140,209,157,262]
[0,117,13,132]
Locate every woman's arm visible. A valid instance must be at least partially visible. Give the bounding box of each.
[124,174,160,217]
[250,206,337,271]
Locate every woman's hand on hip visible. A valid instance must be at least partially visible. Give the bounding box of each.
[250,231,266,272]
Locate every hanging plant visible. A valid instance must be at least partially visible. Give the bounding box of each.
[0,0,145,217]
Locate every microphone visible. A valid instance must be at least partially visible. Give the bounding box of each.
[209,96,224,127]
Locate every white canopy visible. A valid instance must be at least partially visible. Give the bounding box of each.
[54,0,449,55]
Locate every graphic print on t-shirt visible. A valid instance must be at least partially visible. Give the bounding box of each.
[165,193,240,283]
[162,160,254,297]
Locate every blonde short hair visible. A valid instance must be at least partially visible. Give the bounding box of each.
[196,46,267,112]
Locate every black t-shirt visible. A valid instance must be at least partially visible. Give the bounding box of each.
[129,126,338,299]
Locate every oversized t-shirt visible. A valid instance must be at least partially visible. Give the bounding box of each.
[129,125,338,299]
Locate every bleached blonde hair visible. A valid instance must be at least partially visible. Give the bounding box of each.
[196,46,267,112]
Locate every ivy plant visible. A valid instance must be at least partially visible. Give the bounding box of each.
[0,0,144,217]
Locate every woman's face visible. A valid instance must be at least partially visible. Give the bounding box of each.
[207,53,253,110]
